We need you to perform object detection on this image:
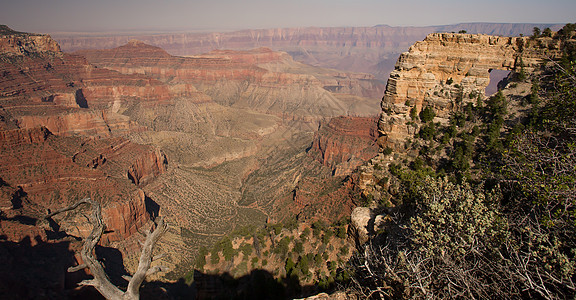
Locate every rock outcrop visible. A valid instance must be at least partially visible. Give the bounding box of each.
[0,25,61,55]
[127,149,168,186]
[309,116,379,176]
[0,126,163,243]
[379,33,544,149]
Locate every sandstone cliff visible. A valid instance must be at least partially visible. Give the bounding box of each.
[378,33,545,149]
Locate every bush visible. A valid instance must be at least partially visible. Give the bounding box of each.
[410,177,505,256]
[217,237,236,261]
[419,106,436,123]
[335,226,347,239]
[195,246,208,269]
[301,227,311,239]
[382,147,393,155]
[240,243,253,257]
[285,257,296,275]
[321,231,333,244]
[274,237,291,258]
[293,240,303,254]
[410,106,418,121]
[418,123,437,141]
[350,177,510,299]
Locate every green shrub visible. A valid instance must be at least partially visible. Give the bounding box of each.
[293,240,303,254]
[195,246,208,269]
[419,106,436,123]
[418,123,437,141]
[301,227,311,239]
[382,147,393,155]
[410,106,418,120]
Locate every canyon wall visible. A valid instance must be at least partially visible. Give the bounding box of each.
[309,116,379,176]
[75,41,385,127]
[0,28,173,248]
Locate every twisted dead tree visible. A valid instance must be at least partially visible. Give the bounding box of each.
[46,198,168,300]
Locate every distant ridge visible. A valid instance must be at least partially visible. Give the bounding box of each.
[52,22,566,80]
[432,22,564,36]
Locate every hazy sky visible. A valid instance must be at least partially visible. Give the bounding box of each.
[1,0,574,33]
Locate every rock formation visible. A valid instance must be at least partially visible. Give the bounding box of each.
[378,33,545,149]
[309,116,379,176]
[0,28,172,284]
[0,30,177,138]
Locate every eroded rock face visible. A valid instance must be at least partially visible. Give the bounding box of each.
[309,116,379,176]
[0,127,162,243]
[127,149,168,186]
[56,23,563,81]
[379,33,543,149]
[0,29,177,138]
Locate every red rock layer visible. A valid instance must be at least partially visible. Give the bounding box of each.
[309,116,379,176]
[0,127,163,243]
[76,45,300,84]
[287,174,360,224]
[127,149,168,186]
[0,32,183,138]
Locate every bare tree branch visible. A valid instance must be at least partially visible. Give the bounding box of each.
[125,217,168,299]
[46,198,168,300]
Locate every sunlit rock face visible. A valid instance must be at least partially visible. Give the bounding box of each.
[379,33,544,149]
[309,116,379,176]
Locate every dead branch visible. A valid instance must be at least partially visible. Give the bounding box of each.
[46,198,168,300]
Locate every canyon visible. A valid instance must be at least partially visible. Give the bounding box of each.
[1,22,567,298]
[0,25,381,296]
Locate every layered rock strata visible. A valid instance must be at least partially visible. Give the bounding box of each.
[0,127,164,243]
[0,28,170,248]
[379,33,544,149]
[54,23,563,80]
[309,116,379,176]
[76,42,385,127]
